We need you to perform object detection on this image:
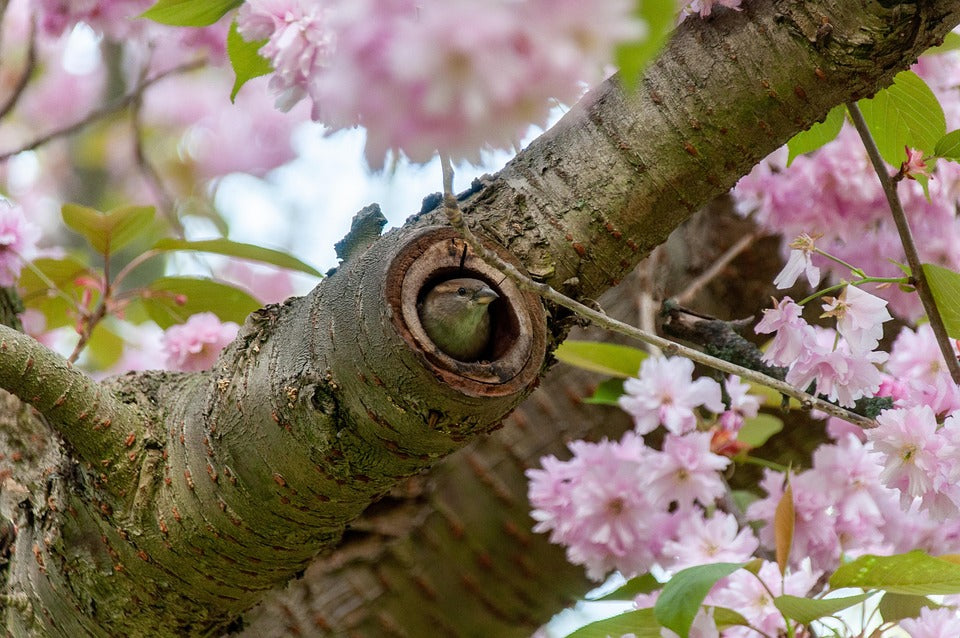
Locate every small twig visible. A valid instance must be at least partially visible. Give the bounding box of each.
[0,59,206,162]
[675,232,758,306]
[130,78,184,237]
[0,9,36,122]
[637,251,662,357]
[437,155,874,429]
[846,102,960,385]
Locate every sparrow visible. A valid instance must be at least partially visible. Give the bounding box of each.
[418,277,499,361]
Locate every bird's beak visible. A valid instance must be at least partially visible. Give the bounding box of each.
[473,286,499,305]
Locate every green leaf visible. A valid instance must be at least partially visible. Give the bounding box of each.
[615,0,675,90]
[935,129,960,160]
[914,172,933,201]
[19,256,92,329]
[774,593,871,624]
[85,322,125,371]
[924,31,960,56]
[566,608,661,638]
[62,204,155,256]
[856,71,946,166]
[922,263,960,339]
[136,277,260,328]
[736,413,783,448]
[583,378,626,405]
[141,0,241,26]
[655,563,744,637]
[786,105,846,166]
[591,572,661,601]
[711,606,750,629]
[730,489,758,513]
[152,237,322,278]
[877,592,938,623]
[228,20,273,101]
[555,340,648,378]
[830,550,960,595]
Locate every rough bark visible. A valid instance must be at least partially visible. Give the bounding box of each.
[238,200,786,637]
[1,0,958,635]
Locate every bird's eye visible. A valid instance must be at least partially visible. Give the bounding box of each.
[457,287,467,296]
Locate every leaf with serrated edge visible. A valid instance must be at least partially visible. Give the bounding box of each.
[566,608,661,638]
[61,204,154,255]
[830,550,960,595]
[856,71,945,166]
[655,563,744,637]
[935,129,960,160]
[141,0,241,26]
[787,105,845,165]
[228,20,272,101]
[774,593,871,624]
[140,277,260,329]
[877,592,938,623]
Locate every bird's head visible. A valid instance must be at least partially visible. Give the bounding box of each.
[417,277,499,360]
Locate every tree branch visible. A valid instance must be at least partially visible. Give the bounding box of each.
[0,325,147,501]
[0,59,205,161]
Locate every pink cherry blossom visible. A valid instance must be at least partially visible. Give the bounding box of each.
[902,146,929,180]
[162,312,239,372]
[660,510,758,570]
[681,0,743,19]
[784,326,886,408]
[618,356,724,435]
[717,375,761,433]
[659,607,718,638]
[754,296,812,367]
[237,0,645,166]
[37,0,151,38]
[527,432,675,580]
[646,432,729,509]
[708,559,818,638]
[774,232,821,290]
[867,405,958,518]
[898,606,960,637]
[0,198,40,286]
[219,261,297,305]
[821,285,892,355]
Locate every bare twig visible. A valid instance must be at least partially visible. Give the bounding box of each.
[0,9,36,122]
[438,155,875,429]
[0,59,206,162]
[130,75,184,236]
[675,232,759,306]
[846,102,960,385]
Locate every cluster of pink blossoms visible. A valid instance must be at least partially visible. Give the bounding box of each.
[0,199,40,287]
[529,356,763,580]
[755,286,891,408]
[36,0,151,38]
[733,51,960,320]
[236,0,644,166]
[161,312,239,372]
[527,429,734,580]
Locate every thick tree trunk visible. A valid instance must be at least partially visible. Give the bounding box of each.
[1,0,958,635]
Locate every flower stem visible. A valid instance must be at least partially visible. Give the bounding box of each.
[846,101,960,385]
